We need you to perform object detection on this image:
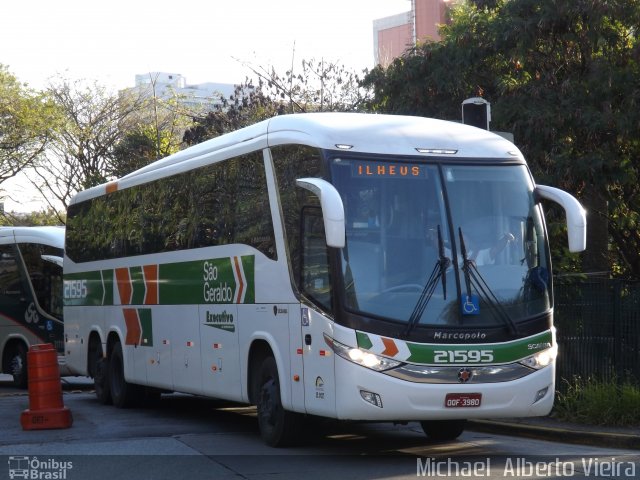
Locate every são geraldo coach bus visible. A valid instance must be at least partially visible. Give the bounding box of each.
[0,226,65,387]
[63,113,586,446]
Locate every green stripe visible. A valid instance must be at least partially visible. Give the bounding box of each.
[354,330,554,365]
[102,269,114,305]
[242,256,255,304]
[64,255,255,306]
[130,266,145,305]
[138,309,153,346]
[356,331,373,350]
[403,330,553,365]
[64,271,105,306]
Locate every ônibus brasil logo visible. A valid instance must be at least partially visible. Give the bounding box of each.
[8,456,73,479]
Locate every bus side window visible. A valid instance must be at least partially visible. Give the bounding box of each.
[301,207,332,311]
[0,245,25,299]
[19,244,63,320]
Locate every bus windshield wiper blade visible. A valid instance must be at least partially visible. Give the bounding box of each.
[403,226,450,338]
[458,228,519,335]
[437,224,449,301]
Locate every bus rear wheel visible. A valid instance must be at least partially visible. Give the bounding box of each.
[420,419,467,442]
[94,355,111,405]
[108,342,142,408]
[254,356,303,447]
[88,337,111,404]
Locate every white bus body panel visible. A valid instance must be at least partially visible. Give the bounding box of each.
[333,357,554,421]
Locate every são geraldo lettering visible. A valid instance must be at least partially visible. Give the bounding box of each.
[202,260,233,303]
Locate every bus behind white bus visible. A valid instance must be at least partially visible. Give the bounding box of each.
[1,226,65,387]
[63,113,585,446]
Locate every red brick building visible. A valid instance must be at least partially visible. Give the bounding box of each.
[373,0,455,67]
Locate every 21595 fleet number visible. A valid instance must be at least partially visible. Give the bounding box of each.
[64,279,88,299]
[433,350,494,363]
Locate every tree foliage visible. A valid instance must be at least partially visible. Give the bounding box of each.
[0,208,63,227]
[28,77,195,218]
[113,77,200,176]
[111,125,176,178]
[0,65,61,185]
[362,0,640,278]
[183,58,369,145]
[28,78,147,219]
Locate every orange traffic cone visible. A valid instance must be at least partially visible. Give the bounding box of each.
[20,343,73,430]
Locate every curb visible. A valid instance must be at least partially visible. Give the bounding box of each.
[468,420,640,450]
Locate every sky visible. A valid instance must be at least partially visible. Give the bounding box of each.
[3,0,410,91]
[1,0,410,213]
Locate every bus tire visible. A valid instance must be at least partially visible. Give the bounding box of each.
[108,342,141,408]
[9,342,28,389]
[94,356,112,405]
[420,419,467,442]
[254,356,303,447]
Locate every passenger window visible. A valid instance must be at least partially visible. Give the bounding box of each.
[0,245,26,299]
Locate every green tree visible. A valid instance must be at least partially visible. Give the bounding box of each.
[111,126,176,178]
[28,78,144,218]
[363,0,640,278]
[117,73,201,169]
[0,65,60,184]
[183,58,369,145]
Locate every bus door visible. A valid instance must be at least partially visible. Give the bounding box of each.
[0,244,62,347]
[17,243,64,350]
[299,209,336,417]
[0,244,36,340]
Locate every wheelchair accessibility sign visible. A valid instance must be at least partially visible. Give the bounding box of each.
[461,294,480,315]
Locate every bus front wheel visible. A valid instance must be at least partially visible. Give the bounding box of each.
[420,419,467,442]
[254,356,303,447]
[8,342,28,389]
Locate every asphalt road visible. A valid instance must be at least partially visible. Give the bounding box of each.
[1,375,639,480]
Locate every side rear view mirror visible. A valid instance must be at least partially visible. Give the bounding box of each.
[535,185,586,253]
[296,178,345,248]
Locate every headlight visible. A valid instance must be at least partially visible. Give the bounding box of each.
[520,344,558,370]
[324,334,402,372]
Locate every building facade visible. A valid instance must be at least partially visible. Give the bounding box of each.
[373,0,456,67]
[129,72,235,111]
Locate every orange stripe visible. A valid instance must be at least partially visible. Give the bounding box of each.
[106,182,118,194]
[115,268,132,305]
[233,257,244,303]
[123,309,141,346]
[143,264,158,305]
[381,337,399,357]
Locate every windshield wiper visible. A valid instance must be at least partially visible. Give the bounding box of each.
[458,228,519,335]
[403,226,450,338]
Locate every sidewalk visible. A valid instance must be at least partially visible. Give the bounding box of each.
[468,416,640,450]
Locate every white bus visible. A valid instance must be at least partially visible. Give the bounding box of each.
[0,226,65,387]
[63,113,586,446]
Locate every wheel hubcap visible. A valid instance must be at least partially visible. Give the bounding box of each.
[11,355,24,377]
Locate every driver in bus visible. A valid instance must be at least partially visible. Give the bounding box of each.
[467,232,516,266]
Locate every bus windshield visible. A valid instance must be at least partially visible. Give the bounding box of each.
[331,157,551,329]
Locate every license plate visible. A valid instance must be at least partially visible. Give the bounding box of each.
[444,393,482,408]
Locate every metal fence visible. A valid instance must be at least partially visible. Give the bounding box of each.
[554,276,640,387]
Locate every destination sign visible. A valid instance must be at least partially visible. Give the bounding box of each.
[351,161,426,179]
